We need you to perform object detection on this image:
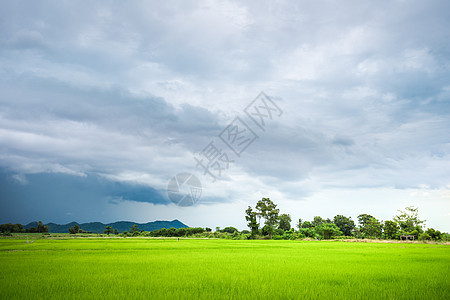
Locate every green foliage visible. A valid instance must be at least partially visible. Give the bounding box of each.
[383,220,399,239]
[296,218,302,230]
[301,221,313,228]
[298,227,317,238]
[69,224,80,234]
[261,225,274,237]
[0,223,24,233]
[148,227,205,237]
[104,226,112,235]
[221,226,238,234]
[425,228,442,241]
[315,223,343,239]
[312,216,325,227]
[394,206,425,233]
[278,213,291,231]
[129,224,140,236]
[357,214,376,228]
[362,217,383,238]
[419,232,431,241]
[37,221,49,233]
[245,206,259,235]
[357,214,382,238]
[333,215,355,236]
[255,198,280,228]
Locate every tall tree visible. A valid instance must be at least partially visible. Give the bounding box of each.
[278,214,292,231]
[130,224,140,236]
[255,198,280,229]
[394,206,425,232]
[37,221,48,233]
[104,226,112,235]
[333,215,355,236]
[245,206,259,235]
[296,218,303,230]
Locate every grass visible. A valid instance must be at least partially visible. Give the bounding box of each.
[0,238,448,299]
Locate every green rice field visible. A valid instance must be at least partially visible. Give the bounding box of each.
[0,238,449,299]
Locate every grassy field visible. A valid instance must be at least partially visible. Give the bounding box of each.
[0,238,448,299]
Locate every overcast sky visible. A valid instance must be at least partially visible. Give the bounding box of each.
[1,0,449,231]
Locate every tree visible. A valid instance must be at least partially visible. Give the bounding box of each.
[363,217,382,238]
[425,228,442,241]
[278,214,292,231]
[221,227,238,234]
[37,221,48,233]
[301,221,313,228]
[114,228,119,235]
[394,206,425,233]
[253,198,280,237]
[333,215,355,236]
[104,226,112,235]
[255,198,280,228]
[245,206,259,236]
[69,224,80,234]
[296,218,303,230]
[205,227,212,232]
[176,228,187,236]
[419,232,431,241]
[357,214,376,228]
[383,220,399,239]
[130,224,140,236]
[315,223,342,239]
[262,225,274,237]
[0,223,24,233]
[312,216,324,227]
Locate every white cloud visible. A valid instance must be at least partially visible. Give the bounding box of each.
[0,0,449,231]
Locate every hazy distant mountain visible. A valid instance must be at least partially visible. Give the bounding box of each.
[24,220,188,233]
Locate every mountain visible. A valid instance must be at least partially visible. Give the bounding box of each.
[24,220,189,233]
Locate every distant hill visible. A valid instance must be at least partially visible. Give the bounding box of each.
[24,220,189,233]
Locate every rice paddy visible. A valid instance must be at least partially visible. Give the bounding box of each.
[0,238,448,299]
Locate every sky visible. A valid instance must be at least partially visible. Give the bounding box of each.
[0,0,449,231]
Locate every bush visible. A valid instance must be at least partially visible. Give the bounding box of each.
[419,232,432,241]
[298,228,317,238]
[221,227,238,234]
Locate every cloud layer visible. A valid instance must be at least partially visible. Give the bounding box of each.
[1,1,449,230]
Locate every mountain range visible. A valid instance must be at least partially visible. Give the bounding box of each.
[24,220,189,233]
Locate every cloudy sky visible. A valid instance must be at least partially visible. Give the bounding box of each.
[1,0,449,231]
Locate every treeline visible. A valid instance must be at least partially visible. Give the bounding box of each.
[0,221,48,235]
[69,223,210,237]
[104,225,243,239]
[244,198,447,241]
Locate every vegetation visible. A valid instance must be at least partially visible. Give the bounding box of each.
[242,198,446,241]
[2,201,446,242]
[0,221,48,234]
